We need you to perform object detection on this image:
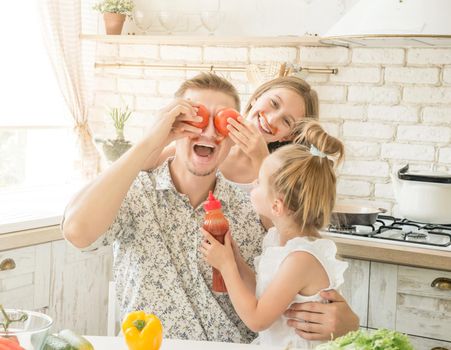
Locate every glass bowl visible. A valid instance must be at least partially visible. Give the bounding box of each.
[0,309,53,350]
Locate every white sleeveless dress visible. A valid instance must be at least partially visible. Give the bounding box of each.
[253,227,348,349]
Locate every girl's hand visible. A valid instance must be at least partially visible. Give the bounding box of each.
[199,229,236,272]
[145,99,203,147]
[226,116,270,168]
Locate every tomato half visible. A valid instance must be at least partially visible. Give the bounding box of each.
[186,103,210,129]
[214,108,240,137]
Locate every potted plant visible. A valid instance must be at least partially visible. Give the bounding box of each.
[97,106,133,162]
[93,0,134,35]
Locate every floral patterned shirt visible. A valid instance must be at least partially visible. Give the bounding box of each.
[85,160,266,343]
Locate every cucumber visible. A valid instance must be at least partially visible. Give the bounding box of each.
[42,335,76,350]
[57,329,94,350]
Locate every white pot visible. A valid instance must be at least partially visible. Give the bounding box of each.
[391,165,451,224]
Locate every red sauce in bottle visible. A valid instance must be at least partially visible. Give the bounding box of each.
[203,191,229,293]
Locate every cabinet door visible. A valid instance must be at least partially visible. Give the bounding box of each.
[407,334,450,350]
[340,258,370,327]
[369,262,451,343]
[48,240,112,335]
[368,262,398,329]
[0,243,51,310]
[396,266,451,342]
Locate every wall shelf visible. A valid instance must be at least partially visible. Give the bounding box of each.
[80,34,326,47]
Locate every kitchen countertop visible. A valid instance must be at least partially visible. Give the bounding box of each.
[85,336,284,350]
[1,225,450,272]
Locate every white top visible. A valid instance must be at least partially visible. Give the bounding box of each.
[225,179,254,194]
[253,228,348,349]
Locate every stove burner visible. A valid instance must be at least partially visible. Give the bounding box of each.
[403,230,429,240]
[327,215,451,248]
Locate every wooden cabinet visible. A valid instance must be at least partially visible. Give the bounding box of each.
[48,240,113,335]
[0,240,113,336]
[340,258,370,328]
[369,262,451,349]
[0,243,51,311]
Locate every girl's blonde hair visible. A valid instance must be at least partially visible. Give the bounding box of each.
[269,119,344,231]
[175,72,241,110]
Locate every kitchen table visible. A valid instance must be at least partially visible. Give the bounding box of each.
[85,336,291,350]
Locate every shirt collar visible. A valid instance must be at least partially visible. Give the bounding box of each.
[154,158,176,191]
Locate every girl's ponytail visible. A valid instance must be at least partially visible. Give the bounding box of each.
[270,119,345,231]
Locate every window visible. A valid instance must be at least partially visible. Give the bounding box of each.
[0,2,77,191]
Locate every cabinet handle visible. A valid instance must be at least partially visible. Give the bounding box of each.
[431,277,451,290]
[0,258,16,271]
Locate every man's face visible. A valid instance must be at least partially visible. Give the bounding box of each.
[174,89,236,177]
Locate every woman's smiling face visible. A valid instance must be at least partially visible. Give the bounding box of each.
[247,87,306,143]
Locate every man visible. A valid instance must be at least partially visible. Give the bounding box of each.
[63,73,358,342]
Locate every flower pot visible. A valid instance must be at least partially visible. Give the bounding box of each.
[103,12,126,35]
[101,138,132,162]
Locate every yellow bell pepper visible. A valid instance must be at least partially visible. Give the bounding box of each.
[121,311,163,350]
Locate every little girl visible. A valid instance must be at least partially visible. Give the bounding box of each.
[200,119,348,349]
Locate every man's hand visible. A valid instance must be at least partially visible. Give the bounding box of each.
[145,99,203,147]
[284,289,359,341]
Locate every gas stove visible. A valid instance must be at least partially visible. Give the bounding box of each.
[324,215,451,251]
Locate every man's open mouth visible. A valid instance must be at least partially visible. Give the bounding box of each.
[193,142,216,157]
[258,112,275,135]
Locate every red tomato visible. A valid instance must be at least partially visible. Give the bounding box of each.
[186,104,210,129]
[0,337,24,350]
[214,108,240,137]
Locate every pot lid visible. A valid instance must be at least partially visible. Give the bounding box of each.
[321,0,451,48]
[398,164,451,184]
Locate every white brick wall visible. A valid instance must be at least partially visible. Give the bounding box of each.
[348,86,400,104]
[422,107,451,124]
[320,104,366,120]
[249,47,297,62]
[341,160,389,177]
[407,49,451,65]
[204,47,248,62]
[92,42,451,209]
[381,143,435,161]
[397,125,449,143]
[403,87,451,104]
[160,46,202,61]
[314,85,347,102]
[367,105,418,123]
[337,179,372,197]
[385,67,439,84]
[352,48,404,65]
[299,47,349,65]
[343,121,394,140]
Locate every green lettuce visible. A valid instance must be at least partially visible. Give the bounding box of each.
[315,328,414,350]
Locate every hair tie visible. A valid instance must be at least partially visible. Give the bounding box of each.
[310,144,327,158]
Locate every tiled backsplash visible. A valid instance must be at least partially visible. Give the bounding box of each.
[90,42,451,215]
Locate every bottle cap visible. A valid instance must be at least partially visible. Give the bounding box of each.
[203,191,222,211]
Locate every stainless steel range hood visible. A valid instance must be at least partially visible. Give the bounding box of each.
[321,0,451,48]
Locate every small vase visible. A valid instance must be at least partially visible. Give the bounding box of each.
[103,13,126,35]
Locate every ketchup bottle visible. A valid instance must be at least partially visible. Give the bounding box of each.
[203,191,229,293]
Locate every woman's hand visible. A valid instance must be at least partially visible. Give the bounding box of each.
[145,99,204,147]
[284,289,359,341]
[199,229,236,272]
[226,116,270,168]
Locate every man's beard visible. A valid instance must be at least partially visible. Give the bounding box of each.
[185,161,215,177]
